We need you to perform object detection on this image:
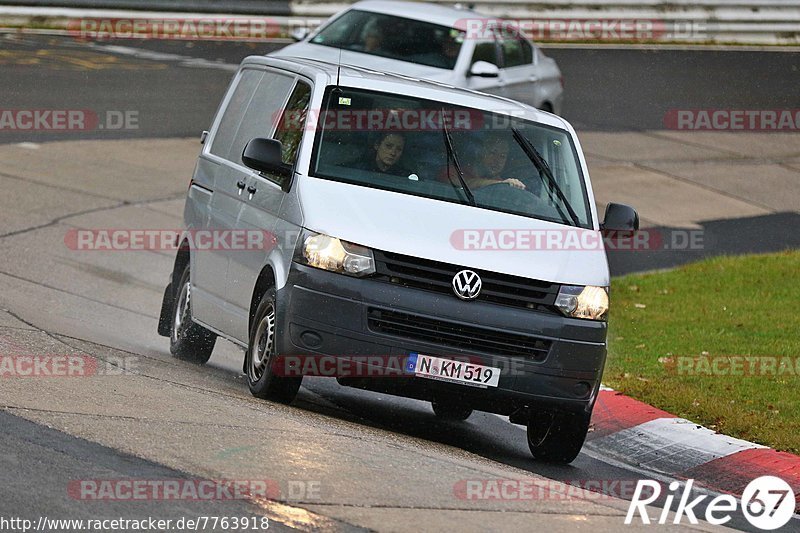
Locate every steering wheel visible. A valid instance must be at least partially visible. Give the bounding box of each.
[474,182,545,215]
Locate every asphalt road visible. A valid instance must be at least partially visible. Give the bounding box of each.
[2,34,800,142]
[1,32,798,532]
[0,412,303,533]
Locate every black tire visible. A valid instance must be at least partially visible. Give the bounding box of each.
[246,287,301,404]
[169,264,216,364]
[431,400,473,421]
[526,409,590,464]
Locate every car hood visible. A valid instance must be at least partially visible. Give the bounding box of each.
[297,176,609,287]
[271,43,452,82]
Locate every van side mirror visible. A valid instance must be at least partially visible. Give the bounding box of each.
[242,138,291,178]
[601,203,639,231]
[468,61,500,78]
[291,27,311,41]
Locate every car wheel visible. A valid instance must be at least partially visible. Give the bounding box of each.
[170,264,216,364]
[526,409,590,464]
[246,287,301,404]
[431,400,473,421]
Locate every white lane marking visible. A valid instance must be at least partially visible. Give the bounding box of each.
[16,142,40,150]
[85,42,239,71]
[589,417,767,475]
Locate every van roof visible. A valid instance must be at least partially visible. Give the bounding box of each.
[243,55,568,129]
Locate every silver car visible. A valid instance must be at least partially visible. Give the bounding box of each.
[273,0,564,114]
[158,55,636,463]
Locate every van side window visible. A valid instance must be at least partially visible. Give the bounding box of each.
[274,81,312,172]
[209,69,262,159]
[230,70,295,166]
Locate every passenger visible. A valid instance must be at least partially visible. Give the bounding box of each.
[354,131,411,176]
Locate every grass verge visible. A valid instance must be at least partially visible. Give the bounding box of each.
[606,250,800,454]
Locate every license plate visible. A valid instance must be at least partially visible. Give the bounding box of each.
[406,353,500,388]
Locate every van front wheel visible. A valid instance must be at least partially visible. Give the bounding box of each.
[246,288,301,404]
[526,409,590,464]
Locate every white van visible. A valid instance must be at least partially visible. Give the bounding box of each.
[158,55,638,463]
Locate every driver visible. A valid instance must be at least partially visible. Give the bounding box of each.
[463,134,527,190]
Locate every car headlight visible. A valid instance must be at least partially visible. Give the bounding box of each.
[295,230,376,277]
[555,285,609,321]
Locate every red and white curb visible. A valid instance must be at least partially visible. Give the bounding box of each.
[588,388,800,511]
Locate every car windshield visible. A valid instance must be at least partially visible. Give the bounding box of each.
[310,87,593,228]
[310,10,465,70]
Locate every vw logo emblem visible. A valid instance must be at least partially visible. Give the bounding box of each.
[452,270,482,300]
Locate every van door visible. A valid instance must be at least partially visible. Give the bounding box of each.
[191,68,263,334]
[224,73,310,343]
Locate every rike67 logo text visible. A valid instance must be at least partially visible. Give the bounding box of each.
[626,477,795,530]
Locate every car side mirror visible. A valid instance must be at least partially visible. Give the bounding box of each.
[290,27,311,42]
[242,138,291,178]
[468,61,500,78]
[601,203,639,231]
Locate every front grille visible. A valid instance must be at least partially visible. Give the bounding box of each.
[373,250,560,312]
[367,308,551,361]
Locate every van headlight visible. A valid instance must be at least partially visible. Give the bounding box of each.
[555,285,609,321]
[296,230,376,277]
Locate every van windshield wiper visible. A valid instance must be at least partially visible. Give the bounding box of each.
[440,110,476,207]
[511,127,580,227]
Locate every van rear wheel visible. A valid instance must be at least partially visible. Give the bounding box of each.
[246,287,301,404]
[526,409,590,464]
[170,264,216,364]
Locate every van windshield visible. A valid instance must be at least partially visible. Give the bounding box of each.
[310,87,593,228]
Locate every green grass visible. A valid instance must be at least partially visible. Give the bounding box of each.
[606,250,800,454]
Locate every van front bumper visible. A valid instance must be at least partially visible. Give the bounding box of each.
[274,263,607,416]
